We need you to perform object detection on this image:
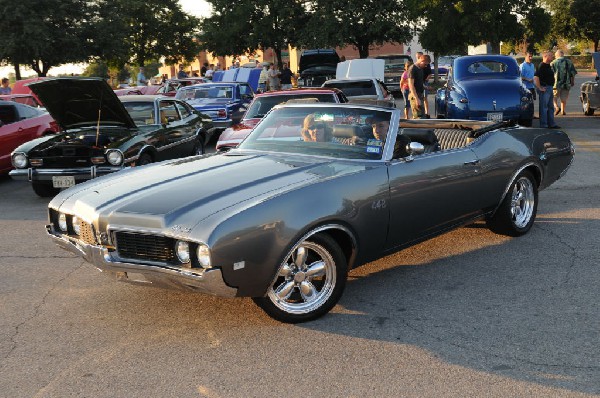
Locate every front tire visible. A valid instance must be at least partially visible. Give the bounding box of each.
[487,170,538,237]
[136,153,153,166]
[192,137,205,155]
[32,182,60,198]
[518,118,533,127]
[253,234,347,323]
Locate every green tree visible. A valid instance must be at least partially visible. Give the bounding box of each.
[93,0,202,67]
[200,0,308,68]
[0,0,91,78]
[307,0,412,58]
[520,6,552,53]
[571,0,600,52]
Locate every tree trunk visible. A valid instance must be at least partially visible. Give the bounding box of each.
[14,63,22,80]
[274,47,283,69]
[358,43,369,59]
[490,42,501,54]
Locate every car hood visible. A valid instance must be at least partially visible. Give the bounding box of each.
[187,98,234,108]
[457,78,523,110]
[27,78,136,130]
[51,152,367,237]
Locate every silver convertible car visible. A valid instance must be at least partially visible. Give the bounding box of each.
[46,104,574,323]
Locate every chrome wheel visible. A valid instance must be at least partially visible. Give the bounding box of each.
[267,241,336,315]
[510,176,535,228]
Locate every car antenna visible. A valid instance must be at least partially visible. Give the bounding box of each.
[95,89,103,147]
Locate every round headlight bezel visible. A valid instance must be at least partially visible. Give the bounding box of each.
[196,244,211,268]
[58,213,68,232]
[176,241,191,264]
[12,153,28,169]
[106,149,124,166]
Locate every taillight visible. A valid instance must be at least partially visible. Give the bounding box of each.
[217,109,227,118]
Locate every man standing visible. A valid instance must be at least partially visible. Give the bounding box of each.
[267,64,280,91]
[408,53,427,119]
[177,65,188,79]
[416,52,432,116]
[279,63,293,90]
[534,51,560,129]
[136,67,147,86]
[0,78,11,94]
[520,52,537,117]
[551,50,577,116]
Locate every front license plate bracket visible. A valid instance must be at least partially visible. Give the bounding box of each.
[52,176,75,188]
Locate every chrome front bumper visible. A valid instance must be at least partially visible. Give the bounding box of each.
[46,225,238,298]
[10,166,123,182]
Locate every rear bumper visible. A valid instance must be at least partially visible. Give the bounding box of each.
[9,166,124,182]
[46,224,238,297]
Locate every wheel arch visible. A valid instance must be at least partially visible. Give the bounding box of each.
[491,162,541,217]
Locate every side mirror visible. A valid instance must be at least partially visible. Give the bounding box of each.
[409,142,425,155]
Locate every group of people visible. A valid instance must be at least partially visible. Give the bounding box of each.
[400,52,432,120]
[520,49,577,128]
[257,62,294,92]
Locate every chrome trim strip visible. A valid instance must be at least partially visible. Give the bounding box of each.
[9,166,124,181]
[46,224,236,297]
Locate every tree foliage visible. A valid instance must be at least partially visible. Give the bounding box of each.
[570,0,600,52]
[93,0,202,67]
[0,0,91,77]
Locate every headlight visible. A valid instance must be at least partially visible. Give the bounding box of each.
[106,150,124,166]
[72,216,81,235]
[12,153,28,168]
[176,241,190,263]
[197,244,211,268]
[58,213,68,232]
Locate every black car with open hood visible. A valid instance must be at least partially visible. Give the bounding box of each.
[9,77,213,197]
[297,49,340,87]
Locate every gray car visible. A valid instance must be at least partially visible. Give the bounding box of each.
[45,104,574,323]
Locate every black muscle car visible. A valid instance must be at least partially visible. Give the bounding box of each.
[45,104,574,323]
[9,78,213,197]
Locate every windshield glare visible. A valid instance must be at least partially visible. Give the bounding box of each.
[238,106,392,160]
[176,86,233,100]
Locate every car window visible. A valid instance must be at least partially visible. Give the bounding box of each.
[175,102,191,119]
[0,105,17,124]
[245,94,339,119]
[14,103,38,119]
[122,102,156,125]
[11,96,41,108]
[239,105,392,160]
[239,84,254,98]
[323,81,377,96]
[159,101,181,123]
[467,61,508,74]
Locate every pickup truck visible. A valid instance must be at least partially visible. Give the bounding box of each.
[321,77,396,108]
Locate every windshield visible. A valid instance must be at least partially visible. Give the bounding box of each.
[245,93,338,119]
[238,105,392,160]
[454,57,519,81]
[377,56,412,71]
[323,81,376,96]
[176,86,233,100]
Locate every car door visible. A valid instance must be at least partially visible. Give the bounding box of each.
[174,101,198,154]
[385,145,483,250]
[154,100,187,160]
[0,104,35,172]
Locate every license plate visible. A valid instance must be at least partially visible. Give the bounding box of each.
[487,112,503,122]
[52,176,75,188]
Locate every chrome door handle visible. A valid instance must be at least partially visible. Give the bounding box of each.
[464,159,480,165]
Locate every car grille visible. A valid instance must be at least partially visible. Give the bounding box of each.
[32,146,100,168]
[115,232,177,263]
[79,221,96,245]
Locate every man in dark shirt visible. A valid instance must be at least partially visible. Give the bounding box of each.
[408,53,427,119]
[417,52,432,116]
[534,51,560,129]
[279,62,294,90]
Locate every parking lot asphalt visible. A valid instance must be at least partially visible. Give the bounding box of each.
[0,73,598,397]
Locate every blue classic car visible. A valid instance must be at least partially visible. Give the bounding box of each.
[435,55,534,126]
[175,82,254,133]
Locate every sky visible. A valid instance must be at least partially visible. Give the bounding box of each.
[1,0,213,78]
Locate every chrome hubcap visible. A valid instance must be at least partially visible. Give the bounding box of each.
[510,177,535,228]
[267,241,336,315]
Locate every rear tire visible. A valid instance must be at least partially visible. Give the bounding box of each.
[192,137,205,155]
[583,97,595,116]
[487,170,538,237]
[253,234,347,323]
[32,182,60,198]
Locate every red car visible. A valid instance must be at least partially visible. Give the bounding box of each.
[0,100,59,174]
[0,94,45,109]
[216,88,348,151]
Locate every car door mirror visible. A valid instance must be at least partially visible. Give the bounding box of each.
[408,142,425,155]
